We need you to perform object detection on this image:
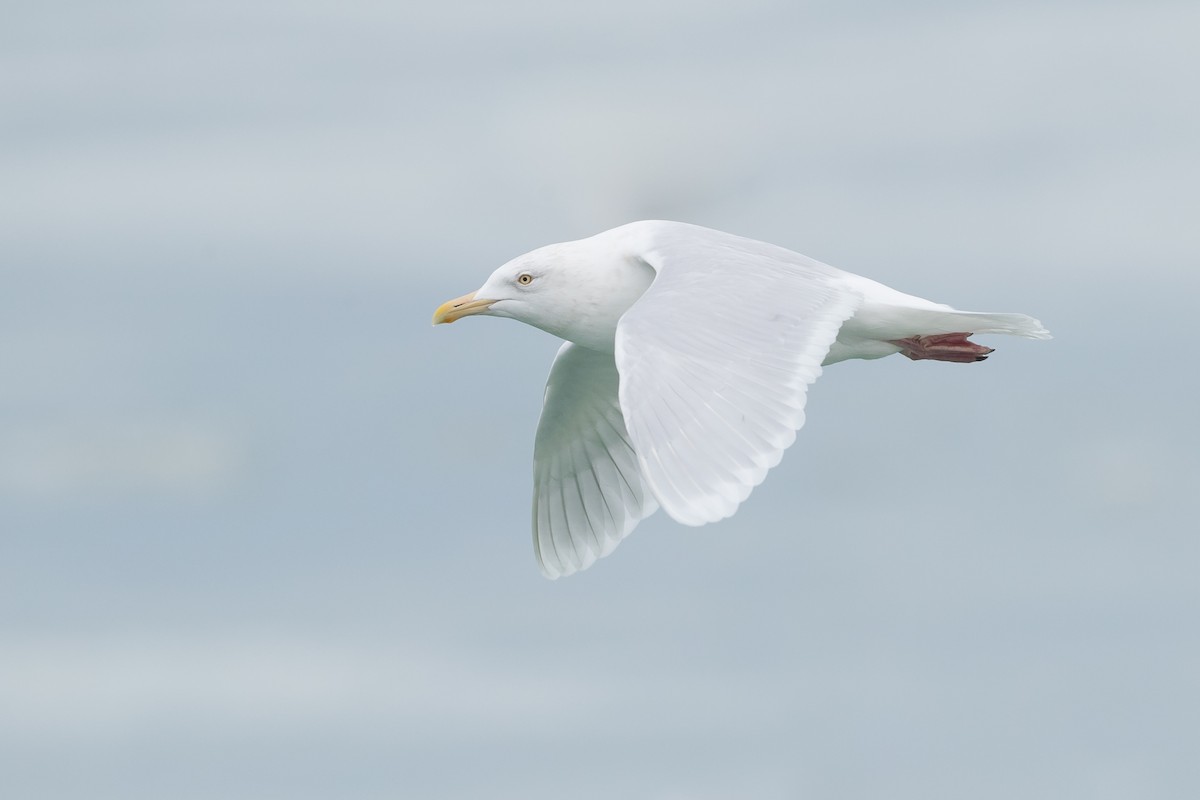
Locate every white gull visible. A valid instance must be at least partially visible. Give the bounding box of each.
[434,221,1050,578]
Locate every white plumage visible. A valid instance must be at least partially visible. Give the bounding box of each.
[434,221,1049,578]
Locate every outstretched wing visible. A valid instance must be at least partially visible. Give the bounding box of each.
[532,343,658,579]
[614,226,862,526]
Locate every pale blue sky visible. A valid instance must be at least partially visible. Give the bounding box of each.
[2,2,1198,798]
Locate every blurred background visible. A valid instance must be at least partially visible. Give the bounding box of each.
[2,1,1198,798]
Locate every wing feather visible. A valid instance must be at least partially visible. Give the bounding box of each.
[614,225,862,526]
[531,343,658,579]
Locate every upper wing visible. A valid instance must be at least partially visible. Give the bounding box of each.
[614,226,862,526]
[532,343,658,579]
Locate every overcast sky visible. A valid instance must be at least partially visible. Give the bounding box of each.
[2,2,1198,798]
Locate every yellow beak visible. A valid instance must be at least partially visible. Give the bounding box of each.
[432,292,496,325]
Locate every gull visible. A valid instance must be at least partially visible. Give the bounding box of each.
[434,221,1049,578]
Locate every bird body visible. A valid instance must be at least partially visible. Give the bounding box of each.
[434,221,1049,578]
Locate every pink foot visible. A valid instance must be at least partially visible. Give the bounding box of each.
[889,332,994,363]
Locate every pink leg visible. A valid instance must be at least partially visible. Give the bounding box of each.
[889,332,995,363]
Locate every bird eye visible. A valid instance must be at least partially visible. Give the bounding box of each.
[517,273,534,285]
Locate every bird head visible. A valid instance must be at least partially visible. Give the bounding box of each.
[432,238,654,352]
[431,250,550,326]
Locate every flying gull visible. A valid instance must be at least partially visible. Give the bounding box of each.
[434,221,1049,578]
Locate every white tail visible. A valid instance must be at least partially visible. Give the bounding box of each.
[936,310,1052,339]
